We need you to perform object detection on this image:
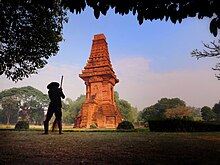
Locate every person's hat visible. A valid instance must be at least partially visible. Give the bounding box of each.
[47,82,60,89]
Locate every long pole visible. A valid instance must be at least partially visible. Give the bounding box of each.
[60,75,63,88]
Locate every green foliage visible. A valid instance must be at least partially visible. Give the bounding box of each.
[148,119,220,132]
[27,100,45,125]
[213,102,220,121]
[62,95,86,124]
[1,97,19,124]
[114,91,137,122]
[201,106,216,121]
[61,0,220,36]
[139,106,160,122]
[117,121,134,130]
[0,86,49,104]
[139,98,186,122]
[15,121,29,130]
[62,92,137,125]
[0,86,49,124]
[155,98,186,110]
[1,1,219,81]
[199,102,220,122]
[190,107,201,118]
[114,91,119,100]
[90,123,97,129]
[0,0,67,81]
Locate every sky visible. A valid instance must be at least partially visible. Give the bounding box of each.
[0,8,220,111]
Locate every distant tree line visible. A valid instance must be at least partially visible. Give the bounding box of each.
[62,95,86,124]
[114,91,138,122]
[1,86,219,125]
[200,103,220,121]
[0,86,49,125]
[138,97,220,123]
[0,86,138,125]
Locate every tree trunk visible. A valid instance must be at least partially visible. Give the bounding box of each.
[7,115,10,125]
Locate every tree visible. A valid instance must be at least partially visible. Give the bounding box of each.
[62,95,86,124]
[139,105,160,122]
[212,102,220,121]
[0,86,49,105]
[0,86,49,124]
[139,97,186,122]
[164,106,193,119]
[24,99,44,125]
[201,106,216,121]
[154,97,186,118]
[190,106,201,118]
[0,0,67,81]
[192,39,220,79]
[114,91,137,122]
[116,99,137,122]
[1,97,19,124]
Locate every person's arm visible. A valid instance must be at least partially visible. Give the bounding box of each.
[59,88,65,99]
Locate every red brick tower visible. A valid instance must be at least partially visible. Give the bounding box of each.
[74,34,123,128]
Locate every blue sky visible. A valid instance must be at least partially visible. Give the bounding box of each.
[1,8,219,110]
[54,8,214,70]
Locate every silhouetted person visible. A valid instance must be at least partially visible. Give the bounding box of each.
[44,82,65,134]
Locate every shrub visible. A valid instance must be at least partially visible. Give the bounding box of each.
[148,119,220,132]
[15,121,29,130]
[90,123,97,129]
[117,121,134,130]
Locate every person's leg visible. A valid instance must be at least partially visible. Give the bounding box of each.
[44,108,53,134]
[57,120,62,134]
[52,118,57,132]
[55,109,62,134]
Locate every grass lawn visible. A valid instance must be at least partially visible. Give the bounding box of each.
[0,126,220,164]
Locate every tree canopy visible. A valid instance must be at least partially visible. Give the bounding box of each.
[0,0,67,81]
[139,97,188,122]
[1,97,19,124]
[213,101,220,121]
[201,106,216,121]
[164,106,193,119]
[62,95,86,124]
[0,86,49,124]
[0,86,49,105]
[114,91,138,122]
[61,0,220,36]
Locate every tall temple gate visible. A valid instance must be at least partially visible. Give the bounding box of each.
[74,34,123,128]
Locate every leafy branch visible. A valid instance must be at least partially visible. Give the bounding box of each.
[192,39,220,79]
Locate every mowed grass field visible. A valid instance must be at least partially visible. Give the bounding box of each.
[1,125,220,164]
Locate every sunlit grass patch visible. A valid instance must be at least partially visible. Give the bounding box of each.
[0,124,149,132]
[0,124,14,129]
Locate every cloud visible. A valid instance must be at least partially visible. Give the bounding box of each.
[0,63,85,100]
[1,57,219,111]
[113,57,220,110]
